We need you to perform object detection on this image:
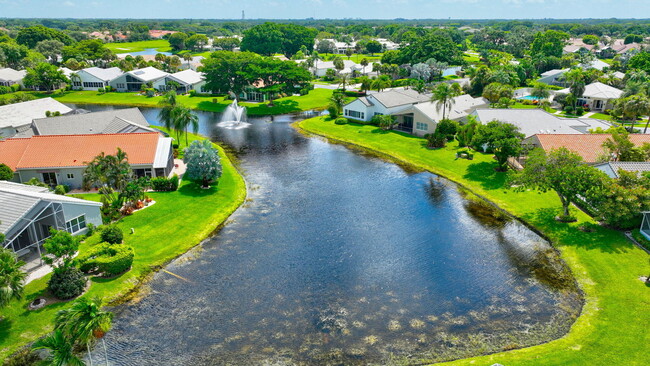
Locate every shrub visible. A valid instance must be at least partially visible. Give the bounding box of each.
[564,105,574,114]
[150,175,179,191]
[334,117,348,125]
[327,103,339,118]
[169,174,180,191]
[189,89,197,96]
[97,87,105,93]
[85,223,96,238]
[145,88,156,97]
[54,185,68,195]
[48,267,86,300]
[436,119,459,141]
[100,225,123,244]
[0,163,13,180]
[10,84,20,93]
[425,132,447,148]
[0,85,10,94]
[77,243,134,276]
[575,106,584,116]
[104,85,112,92]
[2,347,40,366]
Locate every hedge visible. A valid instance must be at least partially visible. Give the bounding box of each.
[77,243,134,276]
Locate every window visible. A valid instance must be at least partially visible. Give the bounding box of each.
[116,83,125,89]
[42,172,57,186]
[82,82,104,88]
[73,81,82,87]
[346,110,364,119]
[65,215,87,234]
[374,112,383,116]
[66,173,74,179]
[416,122,428,131]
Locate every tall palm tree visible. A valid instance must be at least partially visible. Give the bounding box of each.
[55,297,113,366]
[0,248,26,308]
[158,91,179,139]
[329,92,347,115]
[32,330,85,366]
[172,107,199,145]
[431,83,459,120]
[563,68,586,111]
[183,53,193,69]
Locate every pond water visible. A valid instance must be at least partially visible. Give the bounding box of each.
[69,104,581,365]
[115,48,172,57]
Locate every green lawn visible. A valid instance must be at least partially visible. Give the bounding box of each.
[0,130,246,359]
[105,40,172,54]
[44,88,336,116]
[589,112,615,121]
[463,51,482,64]
[297,117,650,366]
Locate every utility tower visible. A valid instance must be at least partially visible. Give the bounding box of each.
[242,10,245,20]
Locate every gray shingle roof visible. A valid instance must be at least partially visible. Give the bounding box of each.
[594,162,650,179]
[31,108,155,136]
[79,67,123,82]
[367,89,430,108]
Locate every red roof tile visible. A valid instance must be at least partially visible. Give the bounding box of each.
[0,133,160,170]
[532,134,650,163]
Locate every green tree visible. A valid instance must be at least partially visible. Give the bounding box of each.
[82,148,131,191]
[530,82,551,101]
[373,114,398,130]
[171,106,199,145]
[457,116,479,148]
[212,37,241,52]
[16,25,74,48]
[0,43,30,69]
[582,35,599,45]
[627,52,650,74]
[186,34,209,52]
[530,30,570,58]
[562,68,586,110]
[42,229,80,270]
[360,58,369,74]
[431,83,459,120]
[0,163,13,180]
[183,140,222,188]
[277,24,318,58]
[168,32,188,51]
[472,120,524,152]
[240,22,283,56]
[586,170,650,229]
[365,40,383,56]
[482,82,514,104]
[200,51,259,98]
[396,32,461,64]
[329,92,347,115]
[512,147,604,219]
[55,297,113,366]
[62,40,113,64]
[23,62,69,92]
[0,248,26,308]
[35,39,65,64]
[493,137,522,171]
[32,330,86,366]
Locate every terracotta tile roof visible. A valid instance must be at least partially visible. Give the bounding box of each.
[532,134,650,163]
[0,133,160,170]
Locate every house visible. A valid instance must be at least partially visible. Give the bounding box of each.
[563,38,606,54]
[0,132,174,188]
[471,109,613,138]
[165,69,206,93]
[16,108,157,138]
[149,30,177,39]
[376,38,400,51]
[0,181,102,264]
[537,69,568,86]
[609,39,642,55]
[71,67,123,91]
[0,68,26,87]
[0,98,72,138]
[556,82,623,111]
[594,161,650,179]
[392,95,488,136]
[523,133,650,163]
[343,88,431,122]
[582,59,611,71]
[110,67,169,92]
[178,56,205,71]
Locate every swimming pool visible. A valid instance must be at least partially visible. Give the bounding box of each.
[517,95,544,100]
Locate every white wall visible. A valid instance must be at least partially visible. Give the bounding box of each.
[18,167,86,188]
[74,71,108,91]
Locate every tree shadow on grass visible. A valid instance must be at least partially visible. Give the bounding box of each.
[248,100,300,115]
[0,317,13,343]
[196,100,228,113]
[178,181,218,197]
[523,207,633,254]
[463,161,507,190]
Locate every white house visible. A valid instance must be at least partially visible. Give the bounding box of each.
[343,88,430,122]
[0,68,26,87]
[0,98,72,138]
[537,69,568,86]
[471,108,613,138]
[178,56,205,71]
[393,95,488,136]
[556,82,623,111]
[71,67,124,91]
[110,67,169,92]
[165,69,206,93]
[0,181,103,266]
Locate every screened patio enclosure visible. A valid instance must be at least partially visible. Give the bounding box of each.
[640,212,650,241]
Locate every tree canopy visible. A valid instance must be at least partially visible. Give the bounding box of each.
[395,32,462,64]
[241,23,317,58]
[16,25,74,49]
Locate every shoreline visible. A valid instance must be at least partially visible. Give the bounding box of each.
[295,116,650,366]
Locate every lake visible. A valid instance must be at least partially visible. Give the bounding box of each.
[68,104,581,365]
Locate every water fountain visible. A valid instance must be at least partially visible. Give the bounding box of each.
[217,99,251,129]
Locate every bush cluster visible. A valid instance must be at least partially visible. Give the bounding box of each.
[334,117,348,125]
[100,225,123,244]
[150,174,180,191]
[77,243,134,276]
[48,267,86,299]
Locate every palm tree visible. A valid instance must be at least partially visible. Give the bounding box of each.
[431,83,459,120]
[531,83,551,102]
[158,91,179,139]
[32,330,85,366]
[0,248,26,308]
[563,68,585,111]
[82,148,131,191]
[183,53,193,69]
[172,107,199,145]
[329,92,347,116]
[360,58,369,74]
[55,297,113,366]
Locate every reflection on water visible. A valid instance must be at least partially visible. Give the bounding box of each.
[69,104,581,365]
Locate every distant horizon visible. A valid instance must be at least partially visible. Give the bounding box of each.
[0,0,647,21]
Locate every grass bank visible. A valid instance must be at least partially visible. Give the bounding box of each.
[297,116,650,366]
[43,88,336,116]
[105,40,172,54]
[0,130,246,359]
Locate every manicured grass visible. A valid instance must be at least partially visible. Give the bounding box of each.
[463,51,481,63]
[43,88,337,115]
[0,131,246,359]
[589,112,615,121]
[297,117,650,366]
[105,40,172,53]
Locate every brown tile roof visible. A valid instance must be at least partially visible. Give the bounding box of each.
[0,133,160,170]
[532,134,650,163]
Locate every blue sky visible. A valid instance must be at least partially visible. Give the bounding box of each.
[0,0,647,19]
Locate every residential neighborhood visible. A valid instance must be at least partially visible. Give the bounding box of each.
[0,6,649,366]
